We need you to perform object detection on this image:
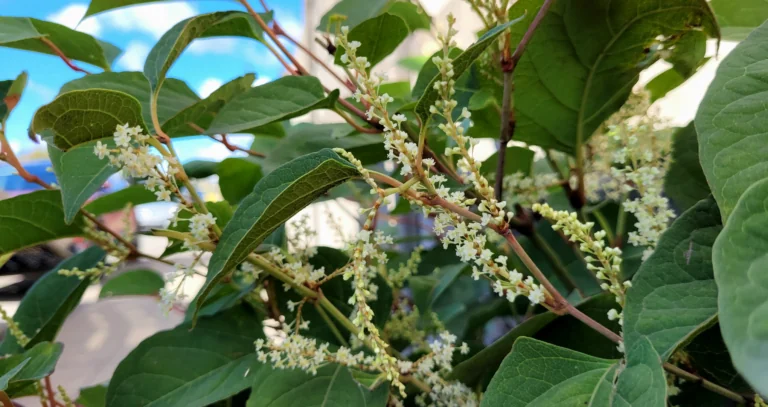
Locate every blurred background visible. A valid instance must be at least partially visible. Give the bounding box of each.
[0,0,738,402]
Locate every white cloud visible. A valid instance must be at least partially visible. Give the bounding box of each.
[98,2,197,39]
[187,38,237,55]
[273,8,303,39]
[47,4,101,36]
[198,78,223,98]
[116,41,150,71]
[26,80,56,102]
[243,44,282,70]
[253,76,271,86]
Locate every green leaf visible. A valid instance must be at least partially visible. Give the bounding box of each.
[61,72,200,133]
[612,338,667,406]
[32,89,148,150]
[333,13,409,69]
[0,342,62,390]
[508,0,719,153]
[183,160,219,179]
[83,0,173,18]
[0,247,105,354]
[696,20,768,221]
[144,11,269,94]
[623,197,721,361]
[106,306,265,407]
[381,1,430,32]
[680,323,751,394]
[317,0,389,32]
[482,337,614,407]
[161,74,255,137]
[712,177,768,395]
[479,146,535,178]
[247,364,389,407]
[0,71,27,122]
[207,76,339,135]
[0,17,119,71]
[663,124,711,212]
[84,185,157,215]
[0,190,86,255]
[412,48,461,99]
[415,19,521,123]
[217,157,263,205]
[100,269,164,298]
[710,0,768,41]
[645,68,686,103]
[196,149,359,318]
[76,385,107,407]
[48,139,116,223]
[260,123,385,174]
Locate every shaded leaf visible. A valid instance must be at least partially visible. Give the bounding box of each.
[207,76,339,135]
[0,190,85,255]
[508,0,718,152]
[0,247,105,353]
[76,385,107,407]
[317,0,389,32]
[0,17,119,70]
[106,306,265,407]
[196,150,359,318]
[382,2,430,32]
[663,123,710,211]
[0,71,27,122]
[247,364,389,407]
[612,338,666,406]
[100,269,164,298]
[217,157,263,205]
[84,185,157,215]
[0,342,62,394]
[479,146,535,178]
[183,160,218,179]
[333,13,409,68]
[710,0,768,41]
[32,89,148,150]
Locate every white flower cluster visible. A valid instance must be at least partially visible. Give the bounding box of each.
[94,123,184,204]
[264,247,326,289]
[533,203,630,324]
[287,214,319,261]
[0,305,28,346]
[501,172,560,207]
[336,29,431,178]
[400,331,477,407]
[181,212,216,250]
[159,260,198,315]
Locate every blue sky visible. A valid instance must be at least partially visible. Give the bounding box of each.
[0,0,303,161]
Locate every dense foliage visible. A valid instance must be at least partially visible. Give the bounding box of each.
[0,0,767,406]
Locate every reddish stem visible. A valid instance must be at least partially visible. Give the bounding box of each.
[39,37,91,74]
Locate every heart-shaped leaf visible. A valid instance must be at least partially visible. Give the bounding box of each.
[333,13,409,69]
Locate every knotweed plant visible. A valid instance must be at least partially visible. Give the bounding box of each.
[0,0,761,406]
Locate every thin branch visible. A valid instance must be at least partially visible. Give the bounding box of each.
[39,37,91,74]
[239,0,309,75]
[508,0,556,71]
[278,24,355,91]
[663,363,747,404]
[186,122,267,157]
[494,70,515,201]
[333,108,382,134]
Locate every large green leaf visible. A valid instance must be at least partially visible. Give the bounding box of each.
[509,0,718,153]
[0,247,105,354]
[712,177,768,395]
[479,146,535,178]
[100,269,164,298]
[61,72,200,132]
[195,149,359,318]
[333,13,409,69]
[84,185,157,215]
[217,157,263,205]
[663,124,710,212]
[76,385,107,407]
[207,76,339,135]
[317,0,389,31]
[381,1,431,32]
[32,89,148,150]
[0,190,85,255]
[0,17,119,71]
[0,342,62,396]
[482,337,615,407]
[612,338,666,406]
[0,71,27,122]
[623,197,721,361]
[710,0,768,41]
[106,306,265,407]
[144,11,269,93]
[161,74,254,137]
[696,20,768,221]
[247,364,389,407]
[415,19,521,123]
[48,139,116,223]
[83,0,178,18]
